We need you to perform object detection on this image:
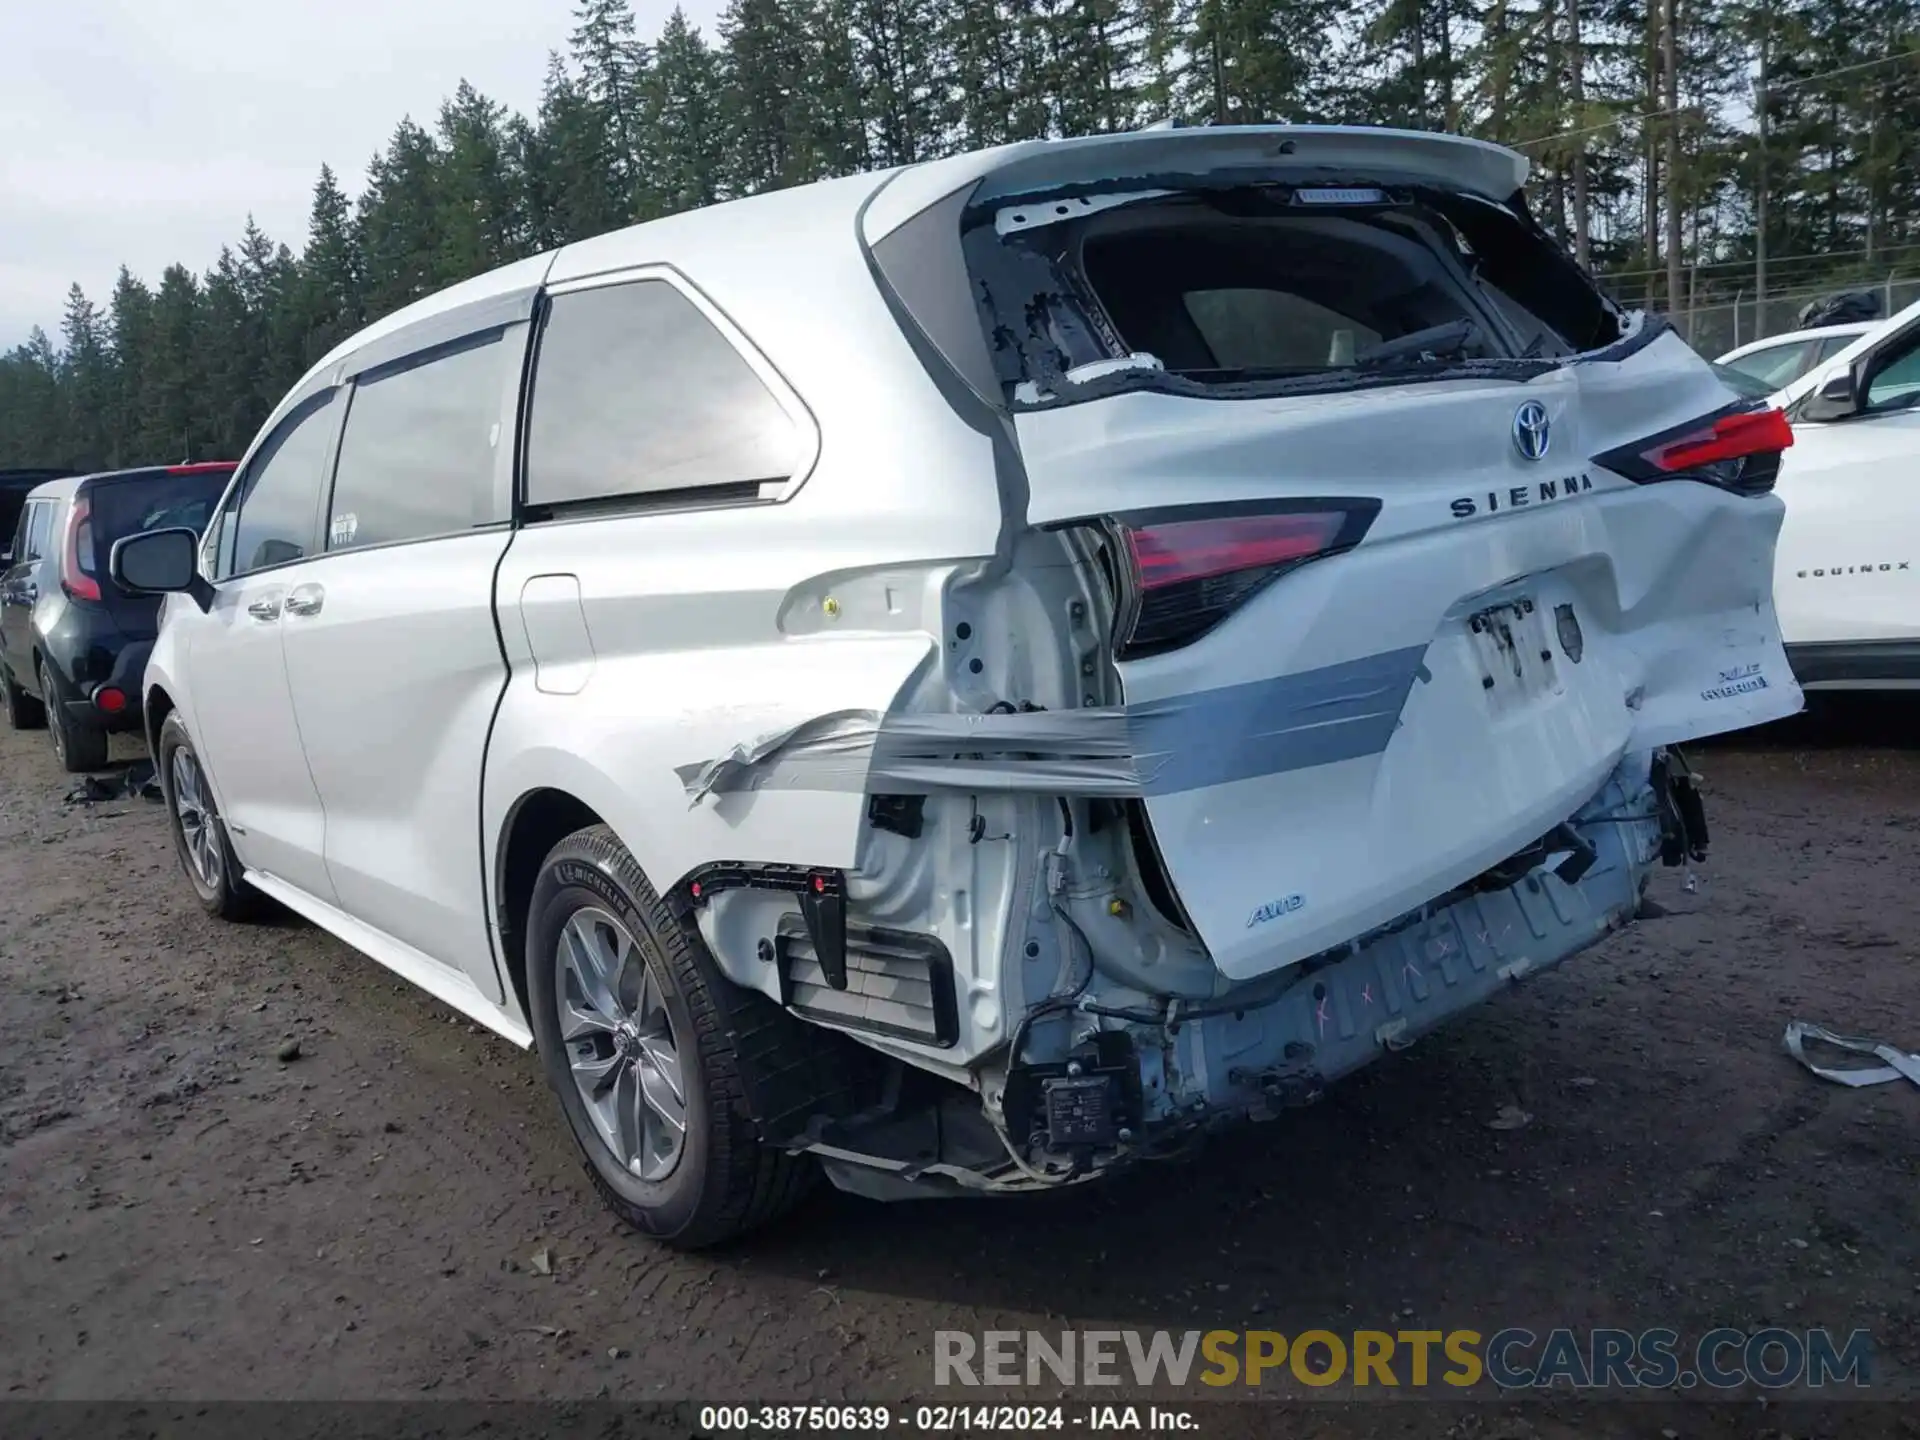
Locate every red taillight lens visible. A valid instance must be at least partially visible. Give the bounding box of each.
[94,686,127,715]
[1106,502,1378,658]
[1646,407,1794,473]
[61,498,101,602]
[1596,402,1793,496]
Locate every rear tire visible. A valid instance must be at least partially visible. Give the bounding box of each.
[525,825,824,1248]
[41,661,108,772]
[157,712,265,921]
[1,663,44,730]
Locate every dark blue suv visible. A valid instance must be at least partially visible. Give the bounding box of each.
[0,463,234,770]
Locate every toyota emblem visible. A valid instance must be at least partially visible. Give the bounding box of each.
[1512,401,1551,462]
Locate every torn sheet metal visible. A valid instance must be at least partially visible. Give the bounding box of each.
[674,646,1427,806]
[1783,1020,1920,1090]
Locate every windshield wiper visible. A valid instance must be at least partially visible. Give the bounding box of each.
[1166,364,1322,381]
[1353,319,1486,370]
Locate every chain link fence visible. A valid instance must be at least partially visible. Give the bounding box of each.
[1598,272,1920,359]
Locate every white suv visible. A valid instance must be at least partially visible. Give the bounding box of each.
[110,125,1801,1246]
[1727,300,1920,689]
[1715,322,1877,393]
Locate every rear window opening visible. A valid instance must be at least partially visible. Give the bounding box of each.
[954,183,1626,407]
[77,470,232,587]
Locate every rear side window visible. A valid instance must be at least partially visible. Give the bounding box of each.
[524,279,799,509]
[23,501,53,562]
[328,330,510,551]
[217,393,339,578]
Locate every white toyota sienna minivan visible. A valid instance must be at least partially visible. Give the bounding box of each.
[111,125,1802,1247]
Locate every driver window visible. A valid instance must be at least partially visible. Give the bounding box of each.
[24,502,53,562]
[211,391,340,581]
[1865,341,1920,412]
[9,503,35,563]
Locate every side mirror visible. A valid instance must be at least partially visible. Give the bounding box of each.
[1797,369,1860,423]
[110,527,201,595]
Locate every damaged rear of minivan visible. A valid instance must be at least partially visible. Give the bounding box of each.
[664,127,1803,1227]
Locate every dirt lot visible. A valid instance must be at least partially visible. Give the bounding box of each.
[1,704,1917,1430]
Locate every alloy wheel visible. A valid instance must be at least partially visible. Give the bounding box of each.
[42,671,62,761]
[171,747,222,890]
[556,906,688,1183]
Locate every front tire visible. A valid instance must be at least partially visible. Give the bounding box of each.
[41,661,108,772]
[526,825,822,1248]
[1,663,45,731]
[157,712,264,921]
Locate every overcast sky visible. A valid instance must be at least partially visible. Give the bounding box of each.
[0,0,720,349]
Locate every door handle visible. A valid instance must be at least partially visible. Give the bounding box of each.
[247,597,282,622]
[283,585,324,618]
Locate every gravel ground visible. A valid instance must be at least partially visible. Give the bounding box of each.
[1,704,1917,1435]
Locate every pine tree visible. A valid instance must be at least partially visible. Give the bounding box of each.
[1185,0,1342,125]
[648,8,726,212]
[143,265,207,463]
[570,0,654,215]
[300,163,364,367]
[105,268,155,466]
[1132,0,1189,123]
[58,285,111,469]
[0,331,65,466]
[1045,0,1143,137]
[805,0,879,173]
[357,119,444,317]
[845,0,942,163]
[719,0,817,193]
[437,82,528,278]
[523,54,628,247]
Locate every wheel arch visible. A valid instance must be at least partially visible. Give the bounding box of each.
[144,682,176,762]
[493,784,609,1028]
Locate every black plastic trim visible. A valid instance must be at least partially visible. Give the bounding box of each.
[677,861,845,914]
[1786,640,1920,687]
[338,290,540,385]
[773,912,960,1049]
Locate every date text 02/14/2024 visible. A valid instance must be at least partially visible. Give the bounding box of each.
[696,1405,1199,1432]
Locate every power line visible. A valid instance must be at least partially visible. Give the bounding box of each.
[1512,48,1920,149]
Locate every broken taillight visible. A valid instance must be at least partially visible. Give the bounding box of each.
[1103,501,1380,658]
[1594,403,1794,496]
